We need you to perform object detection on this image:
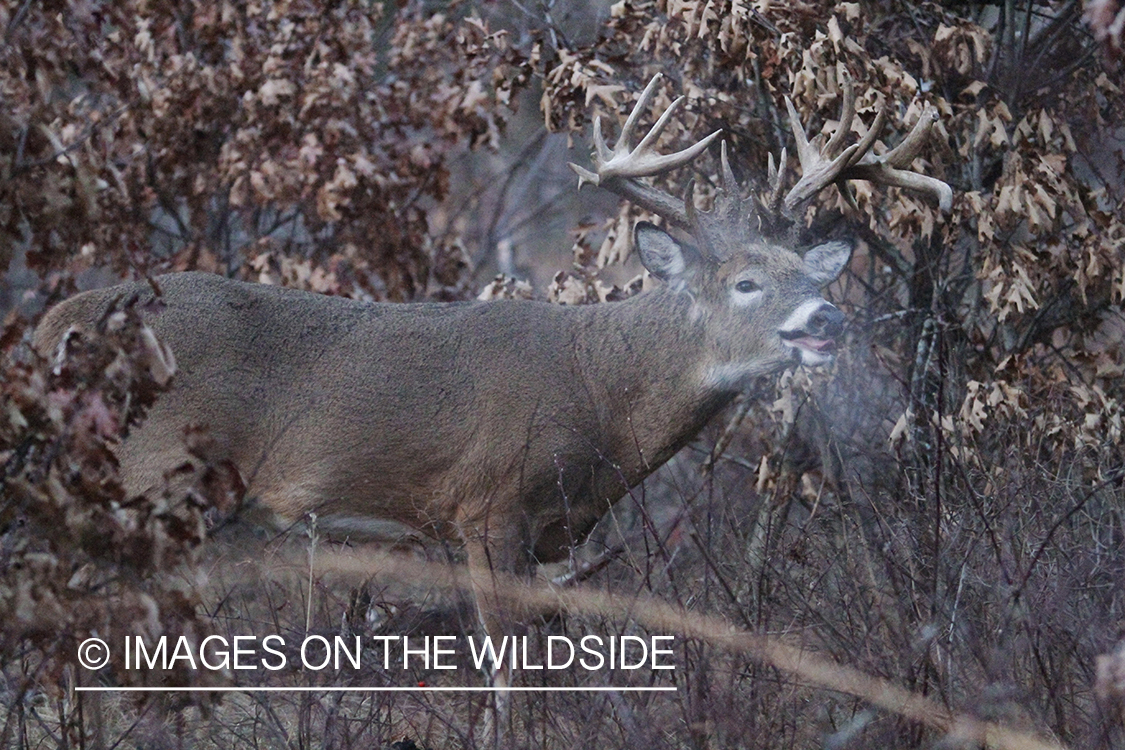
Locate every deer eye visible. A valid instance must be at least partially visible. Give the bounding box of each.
[735,280,760,294]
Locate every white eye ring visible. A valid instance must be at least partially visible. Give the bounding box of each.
[731,282,763,308]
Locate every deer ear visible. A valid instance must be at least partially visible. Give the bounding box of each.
[634,222,700,283]
[803,240,852,286]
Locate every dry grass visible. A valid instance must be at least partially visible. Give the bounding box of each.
[8,410,1120,750]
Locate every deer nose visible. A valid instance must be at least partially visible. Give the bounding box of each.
[808,304,844,339]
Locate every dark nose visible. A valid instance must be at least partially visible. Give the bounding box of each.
[808,304,844,339]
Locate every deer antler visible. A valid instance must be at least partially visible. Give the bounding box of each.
[839,107,954,212]
[773,69,953,214]
[570,74,722,231]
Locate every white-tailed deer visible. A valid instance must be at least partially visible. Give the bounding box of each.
[34,72,950,682]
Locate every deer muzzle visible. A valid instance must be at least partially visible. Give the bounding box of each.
[778,301,844,364]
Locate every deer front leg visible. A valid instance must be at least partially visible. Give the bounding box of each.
[460,518,534,747]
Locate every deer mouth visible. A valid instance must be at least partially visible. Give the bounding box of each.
[779,329,837,355]
[787,336,836,354]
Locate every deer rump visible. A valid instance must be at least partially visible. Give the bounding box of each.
[35,271,735,569]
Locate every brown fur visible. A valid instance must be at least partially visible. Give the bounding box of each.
[34,233,845,580]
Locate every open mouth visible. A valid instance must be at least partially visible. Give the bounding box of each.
[779,328,838,363]
[788,336,836,354]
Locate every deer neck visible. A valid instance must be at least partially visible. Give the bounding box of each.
[570,287,739,483]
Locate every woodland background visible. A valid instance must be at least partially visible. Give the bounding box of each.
[1,0,1125,747]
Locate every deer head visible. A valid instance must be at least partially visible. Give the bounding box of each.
[570,71,951,385]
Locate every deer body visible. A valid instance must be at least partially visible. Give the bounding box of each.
[34,250,835,569]
[33,71,955,571]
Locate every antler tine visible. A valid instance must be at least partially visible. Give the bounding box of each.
[591,116,612,165]
[568,74,723,230]
[777,76,954,214]
[850,105,888,166]
[635,98,721,174]
[831,103,889,209]
[719,140,737,193]
[618,72,665,154]
[569,74,721,187]
[881,105,940,169]
[765,147,788,212]
[783,94,861,210]
[784,97,819,171]
[823,65,856,158]
[841,104,953,212]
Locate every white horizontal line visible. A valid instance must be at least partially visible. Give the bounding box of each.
[76,686,677,693]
